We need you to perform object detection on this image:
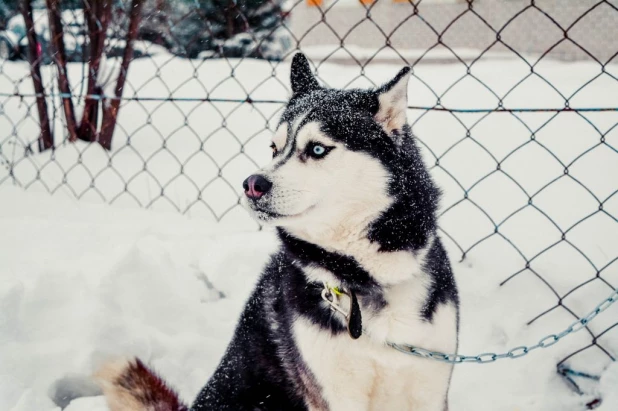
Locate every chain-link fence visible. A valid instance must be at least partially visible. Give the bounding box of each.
[0,0,617,402]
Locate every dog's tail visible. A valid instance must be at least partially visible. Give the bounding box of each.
[96,358,189,411]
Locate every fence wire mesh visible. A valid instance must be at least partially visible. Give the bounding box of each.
[0,0,617,398]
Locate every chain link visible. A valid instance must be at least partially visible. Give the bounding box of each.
[387,287,618,364]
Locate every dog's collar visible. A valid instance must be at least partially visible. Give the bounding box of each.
[321,282,362,339]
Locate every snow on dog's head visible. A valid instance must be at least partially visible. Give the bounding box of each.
[242,53,438,250]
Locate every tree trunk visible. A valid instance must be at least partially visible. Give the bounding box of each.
[78,0,112,142]
[99,0,145,150]
[226,0,235,38]
[20,0,53,152]
[46,0,79,142]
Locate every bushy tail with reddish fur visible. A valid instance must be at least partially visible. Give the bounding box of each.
[96,358,189,411]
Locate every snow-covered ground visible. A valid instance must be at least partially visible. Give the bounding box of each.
[1,50,617,410]
[1,186,616,411]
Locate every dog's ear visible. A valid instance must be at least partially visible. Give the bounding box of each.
[291,53,320,96]
[374,67,411,135]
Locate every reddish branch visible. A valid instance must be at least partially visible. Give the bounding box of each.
[46,0,79,142]
[98,0,145,150]
[20,0,53,152]
[78,0,113,142]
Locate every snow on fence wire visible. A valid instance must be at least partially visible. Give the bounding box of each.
[0,0,617,398]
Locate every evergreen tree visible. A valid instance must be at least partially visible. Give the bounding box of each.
[140,0,292,60]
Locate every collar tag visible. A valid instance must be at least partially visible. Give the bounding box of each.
[321,283,363,340]
[347,290,362,339]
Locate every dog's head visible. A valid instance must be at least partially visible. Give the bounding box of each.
[242,53,438,249]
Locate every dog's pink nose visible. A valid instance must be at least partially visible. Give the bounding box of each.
[243,175,272,199]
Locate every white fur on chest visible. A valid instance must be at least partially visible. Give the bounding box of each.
[293,283,458,411]
[288,220,456,410]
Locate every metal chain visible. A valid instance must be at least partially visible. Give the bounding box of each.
[323,283,618,364]
[387,287,618,364]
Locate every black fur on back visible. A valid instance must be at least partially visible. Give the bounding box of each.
[421,237,460,323]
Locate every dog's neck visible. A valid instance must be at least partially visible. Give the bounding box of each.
[278,212,434,289]
[284,204,383,250]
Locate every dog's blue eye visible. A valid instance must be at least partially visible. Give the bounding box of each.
[306,142,333,159]
[313,145,326,156]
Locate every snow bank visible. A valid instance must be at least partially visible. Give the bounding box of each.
[0,186,278,410]
[598,362,618,410]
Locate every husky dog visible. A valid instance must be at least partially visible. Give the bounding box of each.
[99,53,459,411]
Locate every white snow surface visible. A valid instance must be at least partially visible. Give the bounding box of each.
[1,51,617,410]
[1,186,616,411]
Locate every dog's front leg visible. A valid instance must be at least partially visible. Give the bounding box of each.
[368,358,453,411]
[293,318,376,411]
